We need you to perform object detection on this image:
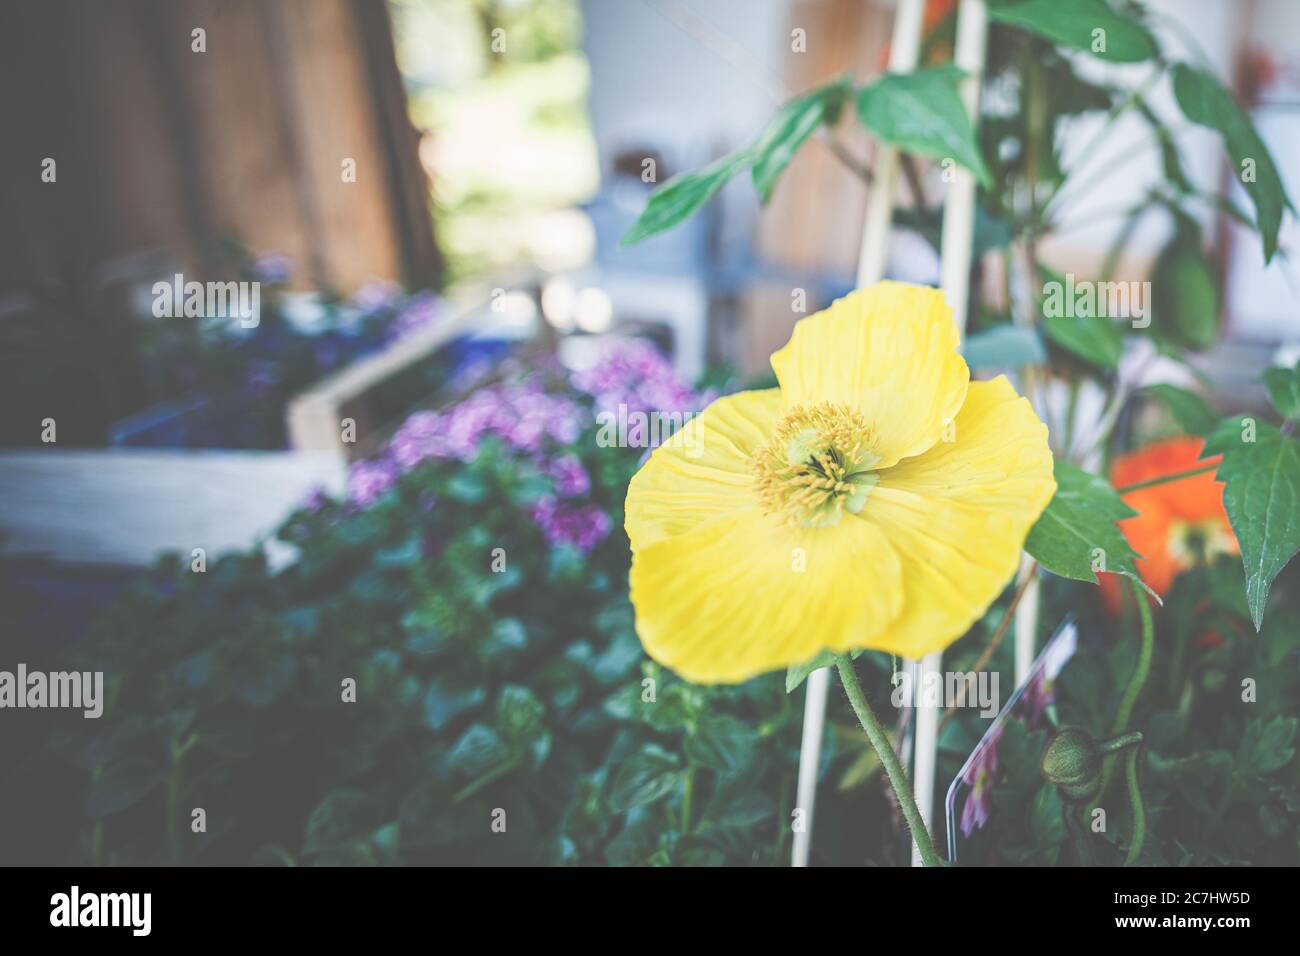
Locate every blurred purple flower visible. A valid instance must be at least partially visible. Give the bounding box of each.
[960,723,1003,837]
[386,291,446,342]
[547,454,591,498]
[347,459,398,508]
[352,279,403,314]
[1022,669,1055,730]
[530,496,611,553]
[570,338,699,418]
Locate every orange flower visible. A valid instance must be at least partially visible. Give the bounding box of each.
[1100,436,1238,608]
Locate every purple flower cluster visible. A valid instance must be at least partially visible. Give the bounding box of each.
[531,496,612,552]
[340,338,703,553]
[570,338,700,417]
[385,290,447,342]
[960,723,1003,838]
[388,379,586,467]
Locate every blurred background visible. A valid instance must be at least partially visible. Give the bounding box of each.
[1,0,1298,866]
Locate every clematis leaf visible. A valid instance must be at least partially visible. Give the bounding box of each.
[1171,63,1293,264]
[856,66,991,187]
[989,0,1156,64]
[751,77,852,203]
[1025,461,1155,598]
[1203,418,1300,631]
[1145,384,1217,436]
[1263,362,1300,421]
[620,151,751,246]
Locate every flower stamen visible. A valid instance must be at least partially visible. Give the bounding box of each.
[752,402,880,527]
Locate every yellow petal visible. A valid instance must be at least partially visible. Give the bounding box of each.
[863,376,1056,659]
[770,282,969,468]
[629,509,903,683]
[624,388,781,551]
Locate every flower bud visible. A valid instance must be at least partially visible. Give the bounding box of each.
[1041,727,1102,803]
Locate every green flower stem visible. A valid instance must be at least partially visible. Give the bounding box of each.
[835,655,943,868]
[1114,462,1218,494]
[1123,745,1146,866]
[681,766,695,834]
[1095,578,1155,816]
[1113,578,1155,739]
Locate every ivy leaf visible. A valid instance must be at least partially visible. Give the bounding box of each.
[989,0,1156,63]
[1204,419,1300,631]
[962,324,1047,370]
[1025,461,1154,597]
[1263,362,1300,421]
[1172,63,1294,263]
[620,151,750,246]
[856,66,990,187]
[751,78,851,203]
[1145,383,1217,436]
[608,744,681,812]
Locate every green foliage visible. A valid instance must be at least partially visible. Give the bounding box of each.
[1144,384,1217,436]
[1026,462,1149,594]
[1204,418,1300,631]
[988,0,1156,64]
[1172,63,1294,263]
[856,66,990,186]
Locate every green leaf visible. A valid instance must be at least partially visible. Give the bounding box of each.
[1030,783,1067,848]
[1042,313,1123,368]
[989,0,1156,63]
[86,758,163,818]
[685,714,756,773]
[1038,266,1124,368]
[608,744,681,812]
[751,78,850,203]
[1172,63,1293,263]
[962,324,1047,370]
[1151,233,1219,349]
[1236,716,1298,778]
[1204,419,1300,630]
[620,151,750,246]
[1146,383,1217,436]
[1025,461,1153,596]
[856,66,990,186]
[448,723,510,777]
[303,789,374,855]
[1263,362,1300,421]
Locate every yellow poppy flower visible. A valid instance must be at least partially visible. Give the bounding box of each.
[625,281,1056,684]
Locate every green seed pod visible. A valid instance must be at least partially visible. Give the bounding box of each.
[1041,727,1102,804]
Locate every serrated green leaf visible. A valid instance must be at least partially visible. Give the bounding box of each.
[620,151,750,246]
[1263,363,1300,421]
[856,66,990,186]
[751,78,850,203]
[990,0,1156,63]
[1025,461,1153,597]
[1204,419,1300,630]
[962,324,1047,370]
[1146,383,1217,436]
[1172,63,1293,263]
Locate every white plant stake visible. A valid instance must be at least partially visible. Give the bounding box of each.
[792,0,927,868]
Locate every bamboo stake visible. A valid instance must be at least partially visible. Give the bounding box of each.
[792,0,927,869]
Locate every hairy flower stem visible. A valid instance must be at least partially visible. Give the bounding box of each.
[1123,746,1147,866]
[1095,579,1155,811]
[835,655,943,867]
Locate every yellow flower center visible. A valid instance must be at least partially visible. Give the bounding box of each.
[752,402,880,528]
[1167,518,1234,567]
